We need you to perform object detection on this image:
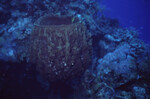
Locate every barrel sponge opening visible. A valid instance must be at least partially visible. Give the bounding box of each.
[29,15,92,82]
[35,15,79,26]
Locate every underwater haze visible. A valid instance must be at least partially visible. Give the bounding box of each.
[0,0,150,99]
[101,0,150,43]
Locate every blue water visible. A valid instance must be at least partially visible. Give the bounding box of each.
[101,0,150,43]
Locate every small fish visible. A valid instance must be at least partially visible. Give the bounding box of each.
[72,17,75,23]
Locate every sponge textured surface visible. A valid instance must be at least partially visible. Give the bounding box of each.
[29,15,91,81]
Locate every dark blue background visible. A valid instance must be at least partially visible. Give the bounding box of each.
[100,0,150,43]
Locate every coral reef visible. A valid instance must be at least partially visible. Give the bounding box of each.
[29,15,92,81]
[82,27,150,98]
[0,0,150,99]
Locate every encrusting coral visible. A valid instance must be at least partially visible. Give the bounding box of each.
[29,15,92,81]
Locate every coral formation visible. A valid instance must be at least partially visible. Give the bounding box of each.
[0,0,150,98]
[29,15,92,81]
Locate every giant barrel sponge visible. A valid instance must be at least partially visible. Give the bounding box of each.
[29,15,92,81]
